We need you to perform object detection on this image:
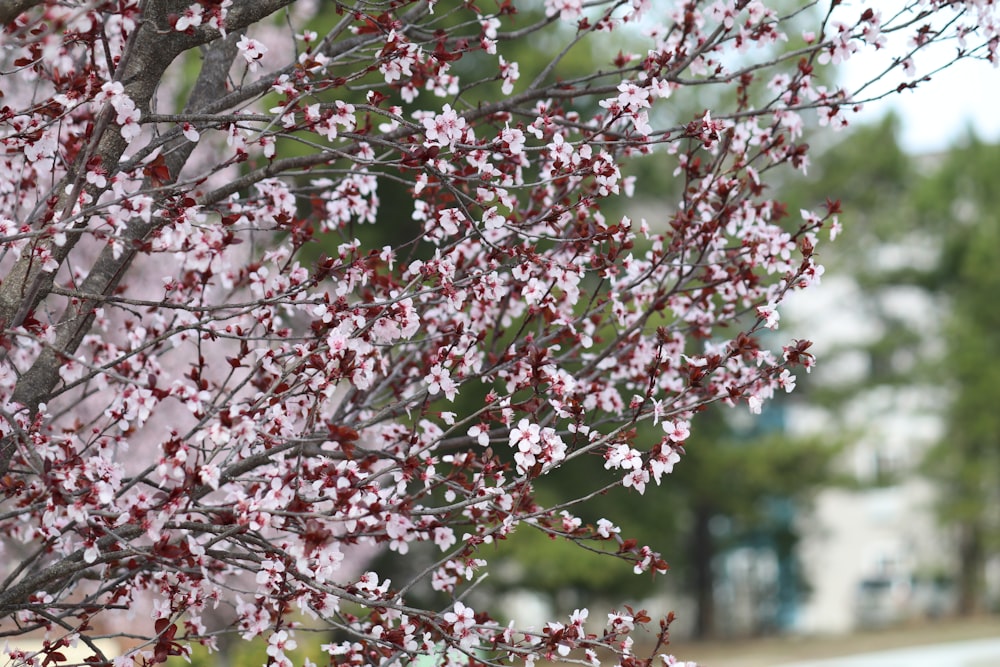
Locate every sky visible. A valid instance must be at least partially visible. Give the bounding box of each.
[841,6,1000,154]
[846,56,1000,154]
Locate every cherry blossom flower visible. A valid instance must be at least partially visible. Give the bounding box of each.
[422,104,468,150]
[443,601,477,648]
[266,629,297,667]
[509,419,567,475]
[596,519,621,538]
[468,423,490,446]
[499,55,520,94]
[607,611,635,634]
[664,420,690,443]
[757,303,780,329]
[545,0,583,21]
[237,35,268,71]
[174,3,203,31]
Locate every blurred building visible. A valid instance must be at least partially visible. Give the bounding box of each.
[783,274,981,634]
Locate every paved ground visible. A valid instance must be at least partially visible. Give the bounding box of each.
[667,616,1000,667]
[776,638,1000,667]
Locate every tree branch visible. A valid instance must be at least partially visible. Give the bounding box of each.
[1,30,243,480]
[0,0,42,25]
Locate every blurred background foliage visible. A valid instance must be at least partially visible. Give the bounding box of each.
[792,119,1000,618]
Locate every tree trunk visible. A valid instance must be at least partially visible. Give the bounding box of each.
[956,522,983,615]
[691,505,716,639]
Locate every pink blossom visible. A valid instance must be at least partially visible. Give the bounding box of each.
[175,3,203,31]
[757,303,780,329]
[819,22,858,65]
[499,123,525,155]
[509,418,567,475]
[467,423,490,446]
[545,0,583,21]
[422,104,468,150]
[499,55,520,95]
[596,518,620,538]
[443,601,477,648]
[266,629,297,667]
[664,419,690,442]
[237,35,268,71]
[605,444,642,471]
[607,611,635,634]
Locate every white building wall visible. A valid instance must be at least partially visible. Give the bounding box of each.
[794,480,948,634]
[785,275,954,634]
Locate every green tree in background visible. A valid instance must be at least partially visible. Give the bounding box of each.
[915,138,1000,615]
[657,406,838,638]
[786,117,1000,616]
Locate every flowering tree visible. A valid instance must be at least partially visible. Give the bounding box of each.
[1,1,997,666]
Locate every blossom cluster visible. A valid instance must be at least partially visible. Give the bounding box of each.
[0,1,997,666]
